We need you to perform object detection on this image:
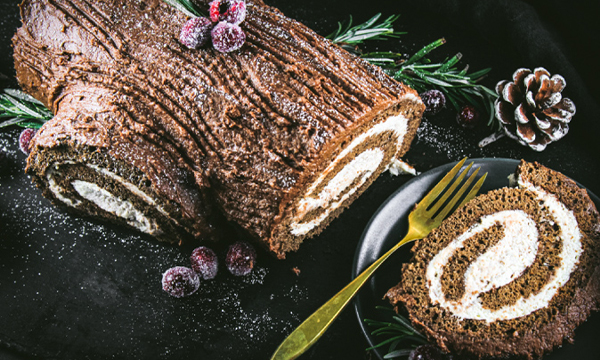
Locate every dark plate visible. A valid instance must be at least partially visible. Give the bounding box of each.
[352,158,600,360]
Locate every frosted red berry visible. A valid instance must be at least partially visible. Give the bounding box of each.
[408,345,443,360]
[223,1,246,25]
[190,246,218,280]
[420,89,446,115]
[209,0,246,25]
[225,241,256,276]
[19,128,36,154]
[179,17,213,49]
[456,104,480,129]
[211,21,246,53]
[161,266,200,298]
[209,0,223,22]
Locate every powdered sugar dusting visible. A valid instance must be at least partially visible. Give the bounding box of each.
[0,127,306,358]
[415,118,469,159]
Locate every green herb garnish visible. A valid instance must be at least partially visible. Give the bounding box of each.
[364,307,428,359]
[327,15,500,130]
[161,0,206,18]
[326,13,405,53]
[0,89,53,129]
[369,39,499,130]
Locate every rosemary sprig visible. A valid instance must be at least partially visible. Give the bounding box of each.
[161,0,206,18]
[376,39,499,130]
[327,14,500,130]
[326,13,405,53]
[0,89,53,129]
[364,307,428,359]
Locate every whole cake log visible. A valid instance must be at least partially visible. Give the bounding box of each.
[13,0,424,257]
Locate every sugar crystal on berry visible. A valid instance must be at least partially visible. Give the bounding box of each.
[161,266,200,298]
[211,21,246,53]
[209,0,246,25]
[19,128,36,154]
[179,17,213,49]
[190,246,218,280]
[226,241,256,276]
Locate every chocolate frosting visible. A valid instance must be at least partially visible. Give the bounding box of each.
[13,0,419,248]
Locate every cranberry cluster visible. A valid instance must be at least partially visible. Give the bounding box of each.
[162,241,257,298]
[419,90,481,129]
[179,0,247,53]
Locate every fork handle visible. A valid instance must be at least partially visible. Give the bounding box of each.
[270,227,423,360]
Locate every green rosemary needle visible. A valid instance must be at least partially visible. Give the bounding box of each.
[379,39,499,130]
[364,307,428,359]
[162,0,206,18]
[0,89,53,129]
[326,13,405,53]
[327,15,500,130]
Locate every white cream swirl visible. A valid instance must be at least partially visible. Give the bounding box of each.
[46,162,164,235]
[426,182,582,322]
[289,112,410,236]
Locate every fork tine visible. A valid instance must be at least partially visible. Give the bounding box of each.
[426,162,473,216]
[416,157,467,209]
[435,169,487,221]
[456,172,488,209]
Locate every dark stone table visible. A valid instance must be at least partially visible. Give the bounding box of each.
[1,1,598,359]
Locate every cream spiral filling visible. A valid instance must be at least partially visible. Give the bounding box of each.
[289,112,410,236]
[71,180,159,234]
[426,181,583,322]
[46,162,163,235]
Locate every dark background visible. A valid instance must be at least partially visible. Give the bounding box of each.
[1,0,598,359]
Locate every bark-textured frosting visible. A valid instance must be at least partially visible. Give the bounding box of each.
[386,161,600,359]
[13,0,423,256]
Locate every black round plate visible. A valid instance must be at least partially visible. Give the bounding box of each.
[352,158,600,360]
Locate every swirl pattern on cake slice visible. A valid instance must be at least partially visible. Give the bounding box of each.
[386,161,600,359]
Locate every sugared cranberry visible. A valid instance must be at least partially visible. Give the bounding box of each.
[408,345,443,360]
[209,0,246,25]
[179,17,213,49]
[190,246,218,280]
[211,21,246,53]
[19,128,37,154]
[225,241,256,276]
[420,89,446,115]
[161,266,199,298]
[456,104,480,129]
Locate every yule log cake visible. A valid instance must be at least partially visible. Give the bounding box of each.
[386,161,600,359]
[12,0,424,258]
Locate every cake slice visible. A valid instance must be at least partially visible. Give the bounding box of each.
[386,160,600,359]
[13,0,423,256]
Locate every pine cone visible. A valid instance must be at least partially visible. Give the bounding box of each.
[494,67,576,151]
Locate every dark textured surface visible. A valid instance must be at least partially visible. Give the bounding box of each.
[1,1,599,360]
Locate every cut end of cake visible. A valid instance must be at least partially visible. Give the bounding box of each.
[27,145,215,244]
[269,93,424,258]
[386,160,600,359]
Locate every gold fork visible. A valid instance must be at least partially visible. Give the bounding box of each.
[270,158,487,360]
